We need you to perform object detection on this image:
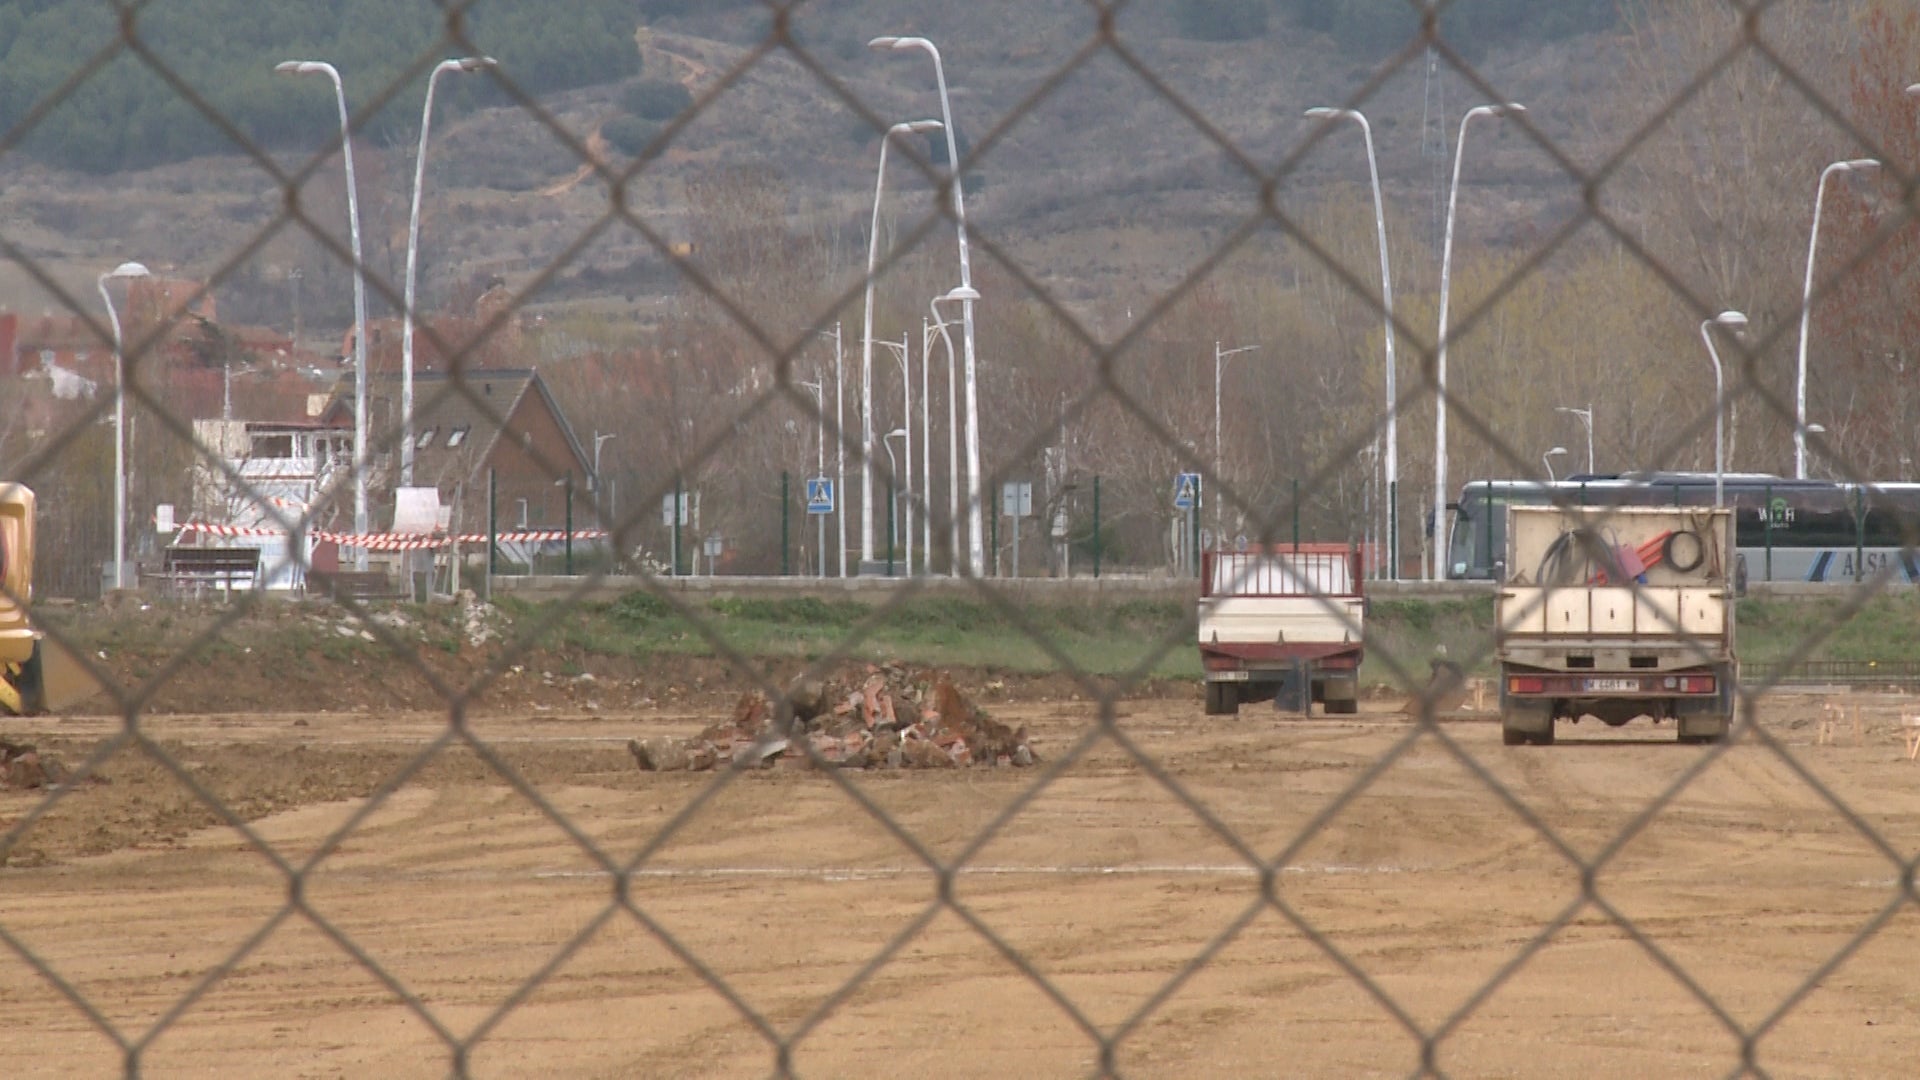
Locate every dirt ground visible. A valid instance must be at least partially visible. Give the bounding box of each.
[4,689,1920,1078]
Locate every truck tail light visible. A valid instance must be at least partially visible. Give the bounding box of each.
[1677,675,1716,694]
[1508,676,1546,694]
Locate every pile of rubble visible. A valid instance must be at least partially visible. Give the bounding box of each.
[0,739,78,790]
[628,665,1037,772]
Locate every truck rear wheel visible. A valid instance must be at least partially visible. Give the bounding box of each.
[1204,682,1239,716]
[1321,677,1359,715]
[1501,703,1554,746]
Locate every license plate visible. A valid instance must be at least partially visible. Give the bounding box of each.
[1211,671,1251,682]
[1583,678,1640,693]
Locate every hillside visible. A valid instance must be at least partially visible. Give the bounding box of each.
[0,2,1622,333]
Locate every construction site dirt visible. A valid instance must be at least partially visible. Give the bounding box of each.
[3,691,1918,1077]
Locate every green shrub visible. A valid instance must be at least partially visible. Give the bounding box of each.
[621,78,693,121]
[602,114,664,157]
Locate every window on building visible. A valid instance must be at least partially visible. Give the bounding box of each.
[416,427,437,449]
[447,426,469,448]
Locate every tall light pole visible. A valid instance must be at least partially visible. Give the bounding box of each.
[1542,446,1567,483]
[861,118,943,569]
[278,59,370,569]
[99,261,150,592]
[919,316,933,573]
[401,55,493,487]
[817,324,848,578]
[1795,157,1880,480]
[871,35,983,577]
[1213,341,1259,539]
[1433,102,1524,580]
[798,375,826,577]
[1306,106,1399,579]
[1555,405,1594,474]
[1700,310,1748,508]
[882,428,908,572]
[879,335,914,574]
[931,290,969,576]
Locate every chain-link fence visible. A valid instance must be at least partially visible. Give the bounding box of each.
[5,0,1920,1075]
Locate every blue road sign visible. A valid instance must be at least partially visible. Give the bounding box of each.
[1173,472,1201,510]
[806,477,835,515]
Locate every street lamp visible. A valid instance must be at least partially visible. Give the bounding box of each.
[871,35,984,577]
[592,430,617,524]
[1795,157,1880,480]
[277,58,370,569]
[861,117,943,569]
[401,55,494,487]
[1555,405,1594,474]
[1700,310,1748,508]
[1306,106,1399,579]
[882,428,908,573]
[1213,341,1259,538]
[1542,446,1567,483]
[879,335,914,575]
[932,286,975,577]
[98,260,150,592]
[1433,101,1525,580]
[816,324,847,577]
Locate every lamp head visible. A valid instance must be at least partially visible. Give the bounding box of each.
[940,285,979,303]
[868,36,902,50]
[886,427,908,440]
[1714,310,1749,332]
[893,119,943,136]
[1547,446,1567,456]
[276,60,326,76]
[1840,157,1881,173]
[456,56,496,72]
[104,261,151,281]
[1492,102,1526,116]
[1303,107,1342,119]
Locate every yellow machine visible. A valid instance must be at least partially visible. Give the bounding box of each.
[1,483,46,716]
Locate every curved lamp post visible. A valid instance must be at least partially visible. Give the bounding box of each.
[870,35,983,577]
[1795,157,1879,480]
[1700,310,1748,508]
[861,118,943,569]
[99,260,150,591]
[401,55,494,487]
[931,286,975,575]
[277,59,370,568]
[1213,342,1259,539]
[1432,102,1524,580]
[1306,106,1399,578]
[815,324,847,577]
[1555,405,1594,474]
[1542,446,1567,483]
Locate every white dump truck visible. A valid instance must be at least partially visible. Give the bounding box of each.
[1198,543,1364,716]
[1496,505,1736,745]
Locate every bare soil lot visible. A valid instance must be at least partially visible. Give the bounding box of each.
[4,693,1919,1078]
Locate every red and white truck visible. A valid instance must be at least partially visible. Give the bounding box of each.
[1198,543,1365,716]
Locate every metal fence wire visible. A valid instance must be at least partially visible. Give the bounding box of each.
[5,0,1920,1075]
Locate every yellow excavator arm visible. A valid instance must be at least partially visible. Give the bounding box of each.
[1,483,46,716]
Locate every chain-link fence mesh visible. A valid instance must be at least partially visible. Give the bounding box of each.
[5,0,1920,1075]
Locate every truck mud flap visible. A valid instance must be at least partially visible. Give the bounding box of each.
[1272,659,1311,716]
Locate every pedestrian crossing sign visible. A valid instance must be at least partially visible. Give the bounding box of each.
[806,477,834,515]
[1173,472,1201,510]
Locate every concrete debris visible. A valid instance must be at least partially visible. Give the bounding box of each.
[628,665,1038,773]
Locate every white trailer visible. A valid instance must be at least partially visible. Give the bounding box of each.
[1497,505,1736,745]
[1198,544,1365,716]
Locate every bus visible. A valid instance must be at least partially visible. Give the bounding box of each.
[1444,472,1920,584]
